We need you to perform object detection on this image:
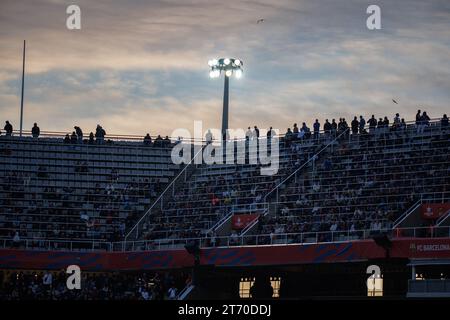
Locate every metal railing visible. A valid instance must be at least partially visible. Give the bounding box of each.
[394,196,450,228]
[3,225,449,252]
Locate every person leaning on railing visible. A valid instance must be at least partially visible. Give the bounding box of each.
[4,120,13,136]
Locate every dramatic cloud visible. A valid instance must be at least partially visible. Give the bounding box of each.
[0,0,449,136]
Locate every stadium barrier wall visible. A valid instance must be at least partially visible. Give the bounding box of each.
[0,238,449,271]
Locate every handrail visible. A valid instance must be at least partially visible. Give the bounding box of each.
[3,117,443,145]
[3,225,450,252]
[393,198,422,228]
[393,196,450,228]
[124,144,205,241]
[205,203,269,235]
[239,203,269,237]
[436,210,450,226]
[177,284,195,300]
[118,225,450,250]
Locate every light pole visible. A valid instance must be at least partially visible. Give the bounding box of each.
[20,40,26,137]
[208,58,243,139]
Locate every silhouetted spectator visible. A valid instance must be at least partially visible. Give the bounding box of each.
[323,119,331,136]
[64,134,70,144]
[359,116,366,133]
[95,125,106,144]
[422,111,430,125]
[31,123,40,138]
[144,133,152,145]
[163,136,171,147]
[400,118,407,130]
[293,123,299,135]
[284,128,293,146]
[154,135,163,148]
[342,118,349,137]
[74,126,83,143]
[301,122,311,139]
[70,131,77,144]
[254,126,260,139]
[4,121,12,136]
[368,115,377,133]
[442,114,449,127]
[416,109,421,126]
[89,132,94,144]
[331,119,337,136]
[250,276,273,299]
[393,113,400,129]
[383,116,389,132]
[417,111,430,134]
[266,127,275,139]
[313,119,320,139]
[377,118,384,132]
[245,127,252,141]
[205,130,213,144]
[351,116,359,135]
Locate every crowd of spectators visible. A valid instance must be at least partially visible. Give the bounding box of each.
[0,170,167,247]
[140,131,329,243]
[256,117,450,244]
[0,269,190,300]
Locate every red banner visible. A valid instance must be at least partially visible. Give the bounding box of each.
[231,214,260,230]
[421,203,450,219]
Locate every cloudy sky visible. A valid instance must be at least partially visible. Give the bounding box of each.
[0,0,449,137]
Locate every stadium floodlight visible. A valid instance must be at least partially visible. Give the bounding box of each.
[208,58,244,138]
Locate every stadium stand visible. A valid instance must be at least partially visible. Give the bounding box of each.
[0,268,190,300]
[0,115,449,252]
[0,132,180,250]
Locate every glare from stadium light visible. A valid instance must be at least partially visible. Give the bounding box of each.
[209,70,216,78]
[224,58,231,65]
[225,70,232,77]
[234,59,241,66]
[208,59,218,67]
[235,69,242,79]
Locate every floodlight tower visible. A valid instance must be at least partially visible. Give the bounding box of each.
[208,58,243,139]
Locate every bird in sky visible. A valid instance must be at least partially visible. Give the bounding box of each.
[257,19,265,24]
[392,99,398,104]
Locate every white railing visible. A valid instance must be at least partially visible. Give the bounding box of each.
[204,203,268,235]
[3,225,450,252]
